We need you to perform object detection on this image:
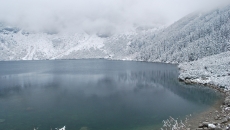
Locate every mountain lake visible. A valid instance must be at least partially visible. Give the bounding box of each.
[0,59,221,130]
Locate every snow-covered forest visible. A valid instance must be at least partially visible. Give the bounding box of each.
[0,5,230,62]
[135,5,230,63]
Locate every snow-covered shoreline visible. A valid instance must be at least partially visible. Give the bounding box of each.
[178,51,230,129]
[178,51,230,91]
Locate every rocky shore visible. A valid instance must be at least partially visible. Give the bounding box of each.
[177,51,230,129]
[179,78,230,130]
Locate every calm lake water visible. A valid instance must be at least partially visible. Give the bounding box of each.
[0,60,220,130]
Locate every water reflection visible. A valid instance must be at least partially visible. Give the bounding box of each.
[0,60,220,130]
[0,70,217,104]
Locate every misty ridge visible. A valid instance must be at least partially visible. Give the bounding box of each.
[0,0,230,35]
[0,0,230,62]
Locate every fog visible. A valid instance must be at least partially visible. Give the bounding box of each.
[1,0,230,35]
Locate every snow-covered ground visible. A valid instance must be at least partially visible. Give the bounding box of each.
[178,51,230,90]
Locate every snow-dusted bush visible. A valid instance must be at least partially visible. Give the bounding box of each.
[161,117,189,130]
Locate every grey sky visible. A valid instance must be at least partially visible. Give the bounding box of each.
[0,0,230,34]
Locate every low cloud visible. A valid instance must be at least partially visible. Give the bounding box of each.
[0,0,229,35]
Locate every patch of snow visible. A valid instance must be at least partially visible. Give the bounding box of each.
[208,124,216,129]
[58,126,66,130]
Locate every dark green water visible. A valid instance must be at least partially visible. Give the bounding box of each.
[0,60,220,130]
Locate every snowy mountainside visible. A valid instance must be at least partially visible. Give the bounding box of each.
[0,4,230,62]
[0,24,106,60]
[178,51,230,90]
[103,28,160,60]
[0,23,161,61]
[135,5,230,63]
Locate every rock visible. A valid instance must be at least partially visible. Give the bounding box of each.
[221,118,228,124]
[215,116,220,120]
[208,124,216,129]
[203,122,210,127]
[224,98,230,106]
[226,92,230,96]
[214,128,223,130]
[0,119,5,123]
[198,123,204,128]
[220,86,226,89]
[201,75,209,80]
[213,122,218,125]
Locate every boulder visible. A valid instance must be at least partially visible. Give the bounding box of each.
[224,96,230,105]
[202,122,210,127]
[208,124,216,129]
[198,123,203,128]
[221,118,228,124]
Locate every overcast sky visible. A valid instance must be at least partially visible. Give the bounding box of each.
[0,0,230,35]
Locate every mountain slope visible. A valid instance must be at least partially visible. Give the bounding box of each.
[135,5,230,63]
[0,23,161,61]
[0,5,230,62]
[0,25,107,60]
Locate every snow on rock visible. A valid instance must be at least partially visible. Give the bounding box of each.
[54,126,66,130]
[59,126,66,130]
[208,124,216,129]
[179,51,230,90]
